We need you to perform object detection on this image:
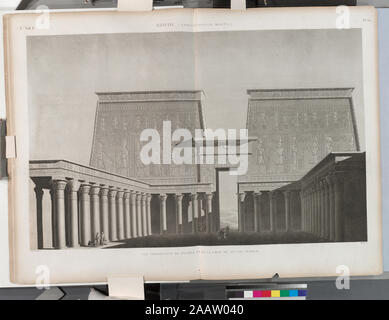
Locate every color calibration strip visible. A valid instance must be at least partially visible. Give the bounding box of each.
[226,285,307,300]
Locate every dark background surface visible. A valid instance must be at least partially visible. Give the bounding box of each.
[1,277,389,299]
[16,0,360,10]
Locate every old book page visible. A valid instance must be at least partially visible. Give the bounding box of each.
[3,7,381,285]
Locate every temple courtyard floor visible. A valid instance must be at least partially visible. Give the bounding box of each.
[105,231,333,249]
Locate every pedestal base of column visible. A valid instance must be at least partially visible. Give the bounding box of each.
[69,242,79,249]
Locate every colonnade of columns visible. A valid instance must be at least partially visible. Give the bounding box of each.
[237,173,344,241]
[35,179,153,249]
[300,173,344,242]
[158,192,214,234]
[34,178,216,249]
[238,190,296,233]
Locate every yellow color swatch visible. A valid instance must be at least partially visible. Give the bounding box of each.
[271,290,280,297]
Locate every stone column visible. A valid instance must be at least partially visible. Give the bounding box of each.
[191,194,198,233]
[332,173,345,242]
[175,194,183,234]
[90,185,101,244]
[130,191,137,238]
[306,189,310,233]
[196,194,203,232]
[238,192,246,232]
[146,194,152,236]
[66,180,79,248]
[123,190,131,239]
[283,190,290,232]
[108,187,118,241]
[253,192,262,232]
[50,188,56,248]
[314,184,319,237]
[79,184,92,246]
[269,191,275,232]
[52,180,67,249]
[116,189,124,240]
[205,193,213,233]
[34,185,44,249]
[309,188,313,234]
[142,193,148,236]
[300,190,305,232]
[314,183,319,237]
[311,186,315,235]
[159,194,168,234]
[136,192,143,237]
[323,180,329,240]
[326,176,335,241]
[319,181,325,238]
[99,186,109,243]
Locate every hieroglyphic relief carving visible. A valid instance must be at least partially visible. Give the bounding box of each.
[245,90,358,181]
[90,92,203,181]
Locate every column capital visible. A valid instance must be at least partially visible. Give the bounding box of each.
[175,193,184,201]
[205,193,213,201]
[136,191,143,201]
[79,183,91,194]
[254,191,262,198]
[159,194,168,202]
[130,190,137,201]
[141,193,147,201]
[116,190,124,199]
[146,194,152,203]
[282,190,290,198]
[190,193,198,201]
[90,185,101,195]
[52,179,67,191]
[238,192,246,202]
[67,179,80,192]
[34,186,44,197]
[123,191,131,199]
[108,186,117,198]
[99,187,109,197]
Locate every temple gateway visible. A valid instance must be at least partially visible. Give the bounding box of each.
[29,88,367,250]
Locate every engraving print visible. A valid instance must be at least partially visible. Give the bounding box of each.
[27,29,367,250]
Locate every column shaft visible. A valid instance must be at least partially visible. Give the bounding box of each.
[160,194,168,234]
[147,194,152,235]
[136,193,143,237]
[130,192,137,238]
[142,194,148,236]
[333,175,344,242]
[34,186,44,249]
[80,184,92,246]
[53,180,67,249]
[205,193,213,233]
[191,194,198,233]
[238,192,246,232]
[284,191,290,232]
[90,185,101,243]
[100,187,109,243]
[116,190,124,240]
[175,194,183,234]
[108,188,118,241]
[124,191,131,239]
[269,192,275,232]
[67,181,79,248]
